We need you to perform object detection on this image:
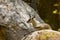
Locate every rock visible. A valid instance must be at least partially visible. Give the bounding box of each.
[0,0,52,40]
[22,30,60,40]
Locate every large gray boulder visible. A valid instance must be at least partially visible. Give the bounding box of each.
[0,0,52,40]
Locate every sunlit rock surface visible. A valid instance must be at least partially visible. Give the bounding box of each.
[0,0,52,40]
[22,30,60,40]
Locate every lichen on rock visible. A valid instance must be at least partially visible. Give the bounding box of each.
[23,30,60,40]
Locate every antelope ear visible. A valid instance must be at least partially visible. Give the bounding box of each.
[27,18,31,23]
[27,17,34,23]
